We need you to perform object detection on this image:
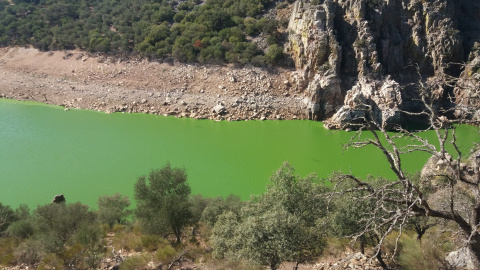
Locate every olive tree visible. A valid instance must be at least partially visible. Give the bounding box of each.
[134,163,193,244]
[201,194,243,228]
[97,193,131,228]
[212,163,329,270]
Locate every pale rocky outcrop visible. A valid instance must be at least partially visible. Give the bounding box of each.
[324,77,402,129]
[285,0,480,129]
[446,247,475,270]
[454,43,480,121]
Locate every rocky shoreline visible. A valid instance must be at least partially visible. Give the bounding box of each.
[0,47,309,122]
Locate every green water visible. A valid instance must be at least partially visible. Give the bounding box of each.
[1,98,479,209]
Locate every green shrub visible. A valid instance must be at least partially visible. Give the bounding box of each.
[60,243,84,269]
[0,203,15,236]
[37,253,65,270]
[112,224,126,234]
[396,234,448,270]
[265,44,284,64]
[0,237,16,266]
[323,237,351,258]
[113,231,143,252]
[141,235,165,252]
[119,254,150,270]
[14,239,44,266]
[156,245,176,262]
[7,219,35,239]
[97,193,132,228]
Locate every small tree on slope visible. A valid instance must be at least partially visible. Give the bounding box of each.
[212,163,329,270]
[134,163,193,244]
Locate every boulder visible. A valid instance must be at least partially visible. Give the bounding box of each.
[446,247,474,270]
[324,77,402,130]
[52,194,65,203]
[213,104,226,114]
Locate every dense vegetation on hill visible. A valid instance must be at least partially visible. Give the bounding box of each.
[0,0,290,65]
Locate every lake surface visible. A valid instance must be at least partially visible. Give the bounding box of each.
[1,98,479,209]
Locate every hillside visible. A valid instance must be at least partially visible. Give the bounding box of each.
[1,0,480,127]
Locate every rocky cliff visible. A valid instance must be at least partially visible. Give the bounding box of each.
[285,0,480,129]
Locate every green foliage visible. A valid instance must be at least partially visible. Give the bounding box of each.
[265,44,284,64]
[135,163,193,244]
[155,245,176,262]
[201,194,242,228]
[0,202,15,236]
[140,234,165,252]
[190,194,211,225]
[37,253,65,270]
[119,254,150,270]
[212,163,329,270]
[395,234,447,270]
[0,237,16,265]
[0,0,273,65]
[13,238,44,266]
[97,193,132,228]
[14,204,31,221]
[7,219,35,239]
[112,227,143,252]
[34,202,97,253]
[328,176,391,252]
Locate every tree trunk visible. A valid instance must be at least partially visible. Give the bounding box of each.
[467,233,480,269]
[376,250,388,270]
[293,262,300,270]
[175,233,181,245]
[415,229,425,242]
[360,239,365,254]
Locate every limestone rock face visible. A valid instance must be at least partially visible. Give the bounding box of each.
[285,0,480,129]
[285,0,342,121]
[454,44,480,121]
[324,77,402,129]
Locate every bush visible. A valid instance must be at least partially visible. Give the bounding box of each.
[250,55,267,67]
[0,202,15,236]
[396,234,449,270]
[141,235,165,252]
[0,237,16,266]
[265,44,284,64]
[112,225,143,252]
[34,202,97,254]
[7,219,35,239]
[119,254,150,270]
[37,253,65,270]
[156,245,176,262]
[14,239,44,266]
[97,193,132,228]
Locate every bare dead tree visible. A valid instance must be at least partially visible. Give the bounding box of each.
[329,73,480,268]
